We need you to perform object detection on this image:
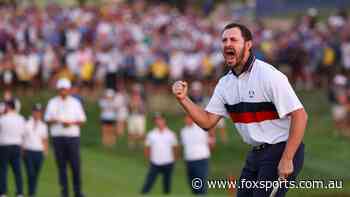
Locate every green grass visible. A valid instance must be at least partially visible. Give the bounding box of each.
[4,89,350,196]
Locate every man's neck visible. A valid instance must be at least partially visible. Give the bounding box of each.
[7,109,15,114]
[60,95,68,100]
[33,117,41,122]
[232,52,251,75]
[186,123,195,127]
[158,127,166,132]
[233,63,245,75]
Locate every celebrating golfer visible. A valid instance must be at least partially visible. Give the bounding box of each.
[172,23,307,197]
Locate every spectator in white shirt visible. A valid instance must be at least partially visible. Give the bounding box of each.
[141,113,179,195]
[44,78,86,197]
[0,100,26,197]
[180,114,214,194]
[114,82,129,137]
[98,89,118,147]
[22,103,48,197]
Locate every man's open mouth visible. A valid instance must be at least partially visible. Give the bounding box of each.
[224,48,236,57]
[225,50,236,58]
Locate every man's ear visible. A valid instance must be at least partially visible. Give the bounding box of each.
[245,40,253,51]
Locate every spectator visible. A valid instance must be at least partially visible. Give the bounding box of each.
[2,89,21,113]
[114,82,129,137]
[180,114,214,194]
[95,44,120,90]
[127,84,146,149]
[0,54,16,90]
[98,89,118,147]
[0,1,348,93]
[0,100,26,197]
[22,103,49,197]
[44,78,86,197]
[141,113,179,195]
[329,72,349,133]
[76,43,95,95]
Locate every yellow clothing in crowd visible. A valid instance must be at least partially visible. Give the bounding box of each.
[151,59,168,79]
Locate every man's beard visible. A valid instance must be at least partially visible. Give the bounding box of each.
[226,45,246,68]
[235,45,245,67]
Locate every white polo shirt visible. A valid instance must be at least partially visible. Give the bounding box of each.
[44,96,86,137]
[145,128,178,165]
[0,111,26,146]
[205,55,303,146]
[23,118,48,151]
[180,123,210,161]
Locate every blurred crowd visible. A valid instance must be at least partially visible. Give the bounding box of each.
[0,1,350,88]
[0,2,347,90]
[0,2,350,128]
[0,1,229,92]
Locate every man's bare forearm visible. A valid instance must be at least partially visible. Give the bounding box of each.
[282,108,308,161]
[177,97,218,130]
[144,147,150,160]
[43,139,49,155]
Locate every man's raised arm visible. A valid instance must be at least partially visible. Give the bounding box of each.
[172,81,221,130]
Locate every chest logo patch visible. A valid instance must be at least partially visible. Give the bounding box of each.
[248,90,255,98]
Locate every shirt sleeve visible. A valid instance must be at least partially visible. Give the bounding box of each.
[266,72,304,118]
[180,129,185,145]
[205,82,229,118]
[144,133,151,146]
[74,100,87,123]
[44,100,56,122]
[98,99,104,108]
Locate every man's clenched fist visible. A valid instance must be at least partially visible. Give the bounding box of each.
[172,81,188,100]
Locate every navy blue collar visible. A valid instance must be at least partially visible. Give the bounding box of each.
[231,53,255,77]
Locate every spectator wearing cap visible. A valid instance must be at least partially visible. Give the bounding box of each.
[22,103,48,197]
[98,89,118,147]
[141,113,179,195]
[180,114,214,194]
[0,100,26,197]
[44,78,86,197]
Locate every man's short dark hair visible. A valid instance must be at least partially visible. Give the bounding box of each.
[222,23,253,41]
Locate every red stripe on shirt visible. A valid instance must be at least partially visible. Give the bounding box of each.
[229,111,279,123]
